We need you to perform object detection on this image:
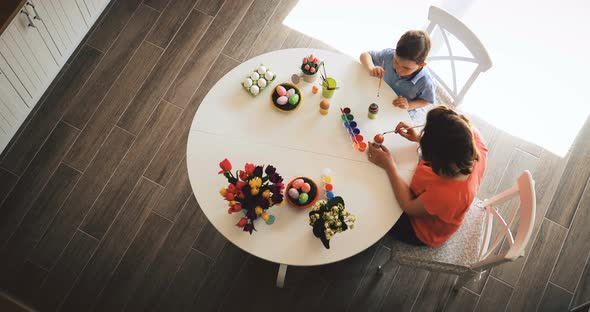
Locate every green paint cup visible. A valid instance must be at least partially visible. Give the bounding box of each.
[322,78,337,98]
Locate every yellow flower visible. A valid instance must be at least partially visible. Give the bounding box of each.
[255,206,263,215]
[262,190,271,199]
[251,187,259,196]
[249,177,262,188]
[229,200,237,206]
[262,212,269,221]
[219,188,227,197]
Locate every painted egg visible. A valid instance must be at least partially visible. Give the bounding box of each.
[288,94,299,105]
[288,188,299,199]
[275,85,287,96]
[298,193,309,204]
[276,96,288,105]
[243,78,253,88]
[301,183,311,193]
[320,99,330,109]
[265,71,274,80]
[250,72,260,80]
[250,85,259,95]
[257,66,267,75]
[292,178,304,189]
[265,214,275,225]
[286,88,296,97]
[257,78,267,87]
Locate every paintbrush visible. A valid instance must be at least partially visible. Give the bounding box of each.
[382,124,424,135]
[377,59,384,98]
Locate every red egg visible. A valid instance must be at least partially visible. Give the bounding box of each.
[374,134,384,144]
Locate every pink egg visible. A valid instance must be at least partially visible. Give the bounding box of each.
[301,183,311,193]
[276,85,287,96]
[292,178,304,189]
[276,96,288,105]
[286,88,296,97]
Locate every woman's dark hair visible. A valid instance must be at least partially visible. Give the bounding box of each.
[420,106,480,177]
[396,30,431,65]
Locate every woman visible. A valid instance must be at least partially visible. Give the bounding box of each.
[368,106,488,247]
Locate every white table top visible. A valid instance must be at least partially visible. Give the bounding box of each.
[187,48,419,266]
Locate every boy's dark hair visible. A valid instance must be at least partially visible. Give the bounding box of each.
[420,106,480,177]
[396,30,431,65]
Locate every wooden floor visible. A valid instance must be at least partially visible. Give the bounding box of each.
[0,0,589,311]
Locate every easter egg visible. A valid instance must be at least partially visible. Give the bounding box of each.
[288,188,299,199]
[257,66,267,75]
[265,71,274,80]
[257,78,267,87]
[374,134,385,144]
[266,214,275,225]
[320,99,330,109]
[286,88,296,97]
[298,193,309,204]
[301,183,311,193]
[250,85,259,95]
[276,85,287,96]
[312,85,319,94]
[243,78,253,88]
[250,72,260,80]
[292,179,304,189]
[288,94,299,105]
[276,96,288,105]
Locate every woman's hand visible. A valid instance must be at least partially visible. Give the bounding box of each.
[395,122,421,142]
[392,96,409,109]
[368,142,394,169]
[369,66,385,78]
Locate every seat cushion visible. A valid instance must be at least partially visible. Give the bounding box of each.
[391,199,485,274]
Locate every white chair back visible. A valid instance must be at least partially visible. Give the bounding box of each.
[426,6,492,107]
[470,171,536,272]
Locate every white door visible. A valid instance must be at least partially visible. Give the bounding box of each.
[0,68,30,151]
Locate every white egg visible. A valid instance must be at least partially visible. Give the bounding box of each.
[257,66,267,75]
[276,96,288,105]
[250,72,260,80]
[257,78,267,87]
[264,71,274,80]
[243,78,253,88]
[250,85,260,95]
[286,88,296,97]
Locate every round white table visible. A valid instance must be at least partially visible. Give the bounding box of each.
[187,48,419,287]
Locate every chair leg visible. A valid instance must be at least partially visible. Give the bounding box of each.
[276,264,288,288]
[454,271,477,291]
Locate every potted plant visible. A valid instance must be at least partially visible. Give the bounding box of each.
[309,196,356,249]
[301,54,320,83]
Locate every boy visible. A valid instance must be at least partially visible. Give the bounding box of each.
[360,30,435,111]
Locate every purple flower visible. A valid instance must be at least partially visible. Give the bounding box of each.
[246,209,257,220]
[271,192,283,204]
[243,223,255,234]
[253,166,263,178]
[269,173,282,183]
[265,165,276,175]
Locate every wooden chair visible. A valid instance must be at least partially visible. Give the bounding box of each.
[378,171,536,291]
[425,6,492,109]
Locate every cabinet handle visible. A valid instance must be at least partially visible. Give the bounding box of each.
[26,2,42,21]
[20,10,36,28]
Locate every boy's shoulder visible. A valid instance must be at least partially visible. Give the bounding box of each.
[413,66,436,87]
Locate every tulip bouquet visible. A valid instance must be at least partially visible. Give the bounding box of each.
[309,196,356,249]
[301,54,319,75]
[218,159,284,234]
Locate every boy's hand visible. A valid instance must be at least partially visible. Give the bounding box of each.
[394,122,420,142]
[369,66,385,78]
[392,96,409,109]
[368,142,394,169]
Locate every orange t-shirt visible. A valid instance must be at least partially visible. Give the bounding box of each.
[409,128,488,247]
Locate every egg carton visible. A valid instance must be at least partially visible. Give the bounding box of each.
[241,64,276,96]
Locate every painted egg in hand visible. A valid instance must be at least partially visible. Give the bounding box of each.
[265,71,274,80]
[250,85,259,95]
[276,96,288,105]
[275,85,287,96]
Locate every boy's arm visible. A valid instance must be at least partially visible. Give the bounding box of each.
[360,52,376,72]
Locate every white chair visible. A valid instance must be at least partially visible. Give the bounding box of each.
[378,171,536,291]
[425,6,492,109]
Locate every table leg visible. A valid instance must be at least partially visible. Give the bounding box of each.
[276,263,288,288]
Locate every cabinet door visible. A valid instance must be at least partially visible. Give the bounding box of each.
[0,69,30,152]
[0,48,33,107]
[74,0,92,27]
[28,0,68,63]
[0,31,43,99]
[55,0,89,43]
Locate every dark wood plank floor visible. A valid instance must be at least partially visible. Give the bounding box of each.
[1,0,589,311]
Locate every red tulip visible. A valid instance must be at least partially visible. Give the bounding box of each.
[236,217,248,227]
[228,203,242,214]
[218,158,232,174]
[309,54,314,59]
[305,64,310,70]
[244,163,255,175]
[303,57,307,64]
[310,67,316,73]
[224,192,235,201]
[239,170,248,181]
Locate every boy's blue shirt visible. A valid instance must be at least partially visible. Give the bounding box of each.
[369,48,435,104]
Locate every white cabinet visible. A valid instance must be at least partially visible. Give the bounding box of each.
[0,0,109,152]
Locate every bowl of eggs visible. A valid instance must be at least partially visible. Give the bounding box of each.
[285,177,319,209]
[242,64,275,96]
[271,83,301,112]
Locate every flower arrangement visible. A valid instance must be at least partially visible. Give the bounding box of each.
[218,159,284,234]
[309,196,356,249]
[301,54,319,75]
